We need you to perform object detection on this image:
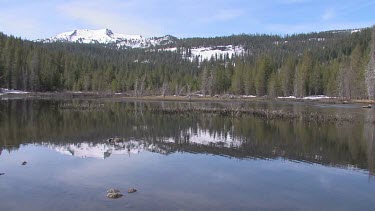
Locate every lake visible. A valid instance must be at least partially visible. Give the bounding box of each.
[0,99,374,210]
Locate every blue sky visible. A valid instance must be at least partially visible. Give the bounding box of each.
[0,0,374,39]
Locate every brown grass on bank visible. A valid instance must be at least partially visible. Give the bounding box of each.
[149,107,355,123]
[1,92,374,105]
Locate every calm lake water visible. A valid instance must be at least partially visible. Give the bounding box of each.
[0,99,374,210]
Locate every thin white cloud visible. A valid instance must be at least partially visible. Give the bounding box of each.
[200,9,245,24]
[322,9,335,21]
[339,0,375,14]
[280,0,310,4]
[58,0,162,36]
[0,6,41,38]
[322,0,375,20]
[266,21,373,35]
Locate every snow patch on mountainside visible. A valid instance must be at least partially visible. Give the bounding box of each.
[38,29,176,48]
[164,45,245,61]
[351,29,361,33]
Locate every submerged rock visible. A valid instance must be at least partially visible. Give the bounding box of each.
[128,188,137,193]
[362,105,372,109]
[22,161,27,165]
[106,189,123,199]
[107,192,123,199]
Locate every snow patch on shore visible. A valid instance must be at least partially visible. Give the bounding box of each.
[0,89,29,95]
[278,96,296,99]
[278,95,335,100]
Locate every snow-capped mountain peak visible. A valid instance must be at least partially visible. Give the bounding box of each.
[38,28,176,48]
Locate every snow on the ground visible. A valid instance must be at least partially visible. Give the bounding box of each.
[191,45,245,61]
[308,38,325,42]
[241,95,257,98]
[278,96,297,99]
[351,29,361,33]
[0,89,29,95]
[278,95,335,100]
[303,95,333,100]
[164,45,245,61]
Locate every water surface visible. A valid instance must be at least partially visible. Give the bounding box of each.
[0,99,374,210]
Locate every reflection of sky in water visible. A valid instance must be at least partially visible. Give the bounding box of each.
[0,100,375,210]
[0,145,374,211]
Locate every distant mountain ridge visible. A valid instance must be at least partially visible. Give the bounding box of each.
[37,28,364,61]
[38,28,177,48]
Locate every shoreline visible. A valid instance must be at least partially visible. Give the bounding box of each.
[1,91,373,124]
[0,91,374,105]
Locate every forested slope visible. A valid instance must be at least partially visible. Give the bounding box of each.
[0,27,374,99]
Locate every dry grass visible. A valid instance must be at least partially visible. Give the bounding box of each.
[150,107,355,123]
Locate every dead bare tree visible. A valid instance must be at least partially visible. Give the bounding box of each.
[201,67,209,97]
[338,61,354,100]
[134,78,139,97]
[366,57,375,100]
[161,81,168,97]
[175,84,179,96]
[0,75,4,93]
[178,84,187,96]
[134,75,146,98]
[208,70,214,97]
[139,75,146,97]
[187,84,191,96]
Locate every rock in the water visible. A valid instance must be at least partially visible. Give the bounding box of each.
[128,188,137,193]
[22,161,27,165]
[0,173,4,176]
[363,105,372,109]
[107,189,121,194]
[107,192,123,199]
[106,189,123,199]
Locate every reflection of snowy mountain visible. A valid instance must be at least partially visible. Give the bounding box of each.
[43,129,241,159]
[47,141,150,159]
[166,129,241,148]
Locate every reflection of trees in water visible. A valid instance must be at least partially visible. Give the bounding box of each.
[364,110,375,176]
[0,99,374,174]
